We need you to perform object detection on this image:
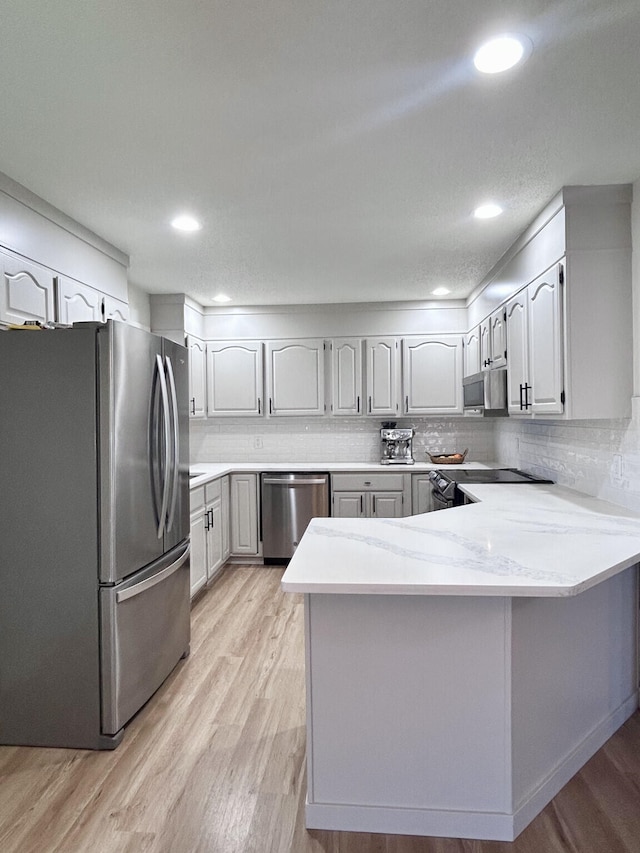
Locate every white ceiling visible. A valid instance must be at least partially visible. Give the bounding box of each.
[1,0,639,306]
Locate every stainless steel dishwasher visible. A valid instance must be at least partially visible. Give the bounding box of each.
[261,472,330,563]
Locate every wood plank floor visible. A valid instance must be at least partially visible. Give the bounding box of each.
[1,565,640,853]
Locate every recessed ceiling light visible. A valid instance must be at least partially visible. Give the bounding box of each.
[432,287,450,296]
[474,202,503,219]
[212,293,232,303]
[473,35,529,74]
[171,214,201,232]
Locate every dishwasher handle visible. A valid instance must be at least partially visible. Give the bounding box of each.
[262,477,328,485]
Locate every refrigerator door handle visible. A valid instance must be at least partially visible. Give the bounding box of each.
[165,355,180,533]
[155,354,171,539]
[116,543,190,603]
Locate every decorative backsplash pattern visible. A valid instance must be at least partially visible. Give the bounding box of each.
[189,416,495,465]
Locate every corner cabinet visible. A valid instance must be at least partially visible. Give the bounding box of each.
[401,336,463,416]
[187,336,207,418]
[365,338,400,417]
[506,264,564,417]
[266,339,325,416]
[207,341,264,417]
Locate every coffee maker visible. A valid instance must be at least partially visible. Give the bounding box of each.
[380,423,415,465]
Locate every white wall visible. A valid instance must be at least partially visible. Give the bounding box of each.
[493,178,640,512]
[127,282,151,330]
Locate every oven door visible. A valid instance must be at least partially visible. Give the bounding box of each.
[431,489,454,511]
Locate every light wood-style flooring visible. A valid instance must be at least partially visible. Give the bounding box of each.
[1,565,640,853]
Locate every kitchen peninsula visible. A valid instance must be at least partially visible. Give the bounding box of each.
[281,484,640,841]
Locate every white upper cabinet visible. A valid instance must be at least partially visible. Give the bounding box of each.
[187,335,207,418]
[506,264,564,416]
[489,309,507,369]
[479,308,507,370]
[103,296,129,323]
[365,337,399,417]
[402,336,463,416]
[330,338,363,416]
[266,339,325,416]
[505,292,529,414]
[57,277,104,324]
[207,341,264,417]
[527,265,564,415]
[0,251,56,326]
[463,327,481,377]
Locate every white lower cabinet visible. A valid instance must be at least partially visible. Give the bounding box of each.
[189,476,231,599]
[331,473,406,519]
[189,486,208,598]
[230,473,260,555]
[411,474,435,514]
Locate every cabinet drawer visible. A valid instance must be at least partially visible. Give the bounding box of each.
[331,473,405,491]
[190,486,205,513]
[205,478,222,503]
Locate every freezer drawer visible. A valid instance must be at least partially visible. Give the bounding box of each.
[100,540,190,735]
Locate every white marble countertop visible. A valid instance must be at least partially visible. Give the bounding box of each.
[281,483,640,598]
[188,460,492,488]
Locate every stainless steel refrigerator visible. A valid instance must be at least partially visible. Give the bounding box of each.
[0,321,190,749]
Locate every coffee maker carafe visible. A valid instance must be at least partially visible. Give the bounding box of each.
[380,424,415,465]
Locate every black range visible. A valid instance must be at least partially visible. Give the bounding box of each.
[428,468,553,510]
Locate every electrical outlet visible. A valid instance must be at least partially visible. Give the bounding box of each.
[254,436,263,449]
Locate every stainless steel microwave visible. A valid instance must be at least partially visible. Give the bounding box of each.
[463,369,508,417]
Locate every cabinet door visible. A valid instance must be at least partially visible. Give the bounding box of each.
[371,492,403,518]
[221,476,230,560]
[411,476,434,514]
[479,320,492,369]
[365,338,399,416]
[528,265,564,415]
[505,292,529,415]
[267,339,325,416]
[189,511,207,598]
[57,278,104,324]
[207,341,264,416]
[402,336,463,415]
[206,499,224,581]
[0,252,56,326]
[490,309,507,369]
[103,296,129,323]
[187,336,207,418]
[331,338,363,416]
[464,328,481,377]
[230,474,259,555]
[332,492,365,518]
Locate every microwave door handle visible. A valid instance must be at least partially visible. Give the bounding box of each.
[165,355,180,533]
[155,354,171,538]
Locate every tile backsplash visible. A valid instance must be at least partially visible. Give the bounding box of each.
[494,399,640,513]
[189,416,494,465]
[190,402,640,513]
